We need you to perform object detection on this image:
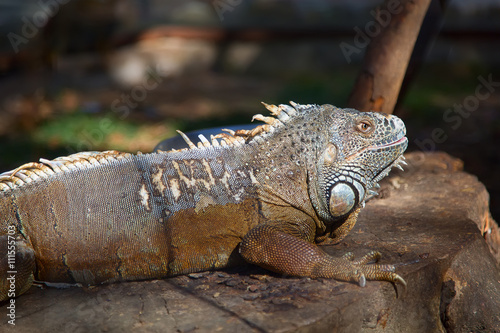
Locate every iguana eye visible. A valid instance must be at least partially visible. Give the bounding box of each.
[356,120,373,134]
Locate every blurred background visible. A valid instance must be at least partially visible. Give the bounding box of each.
[0,0,499,219]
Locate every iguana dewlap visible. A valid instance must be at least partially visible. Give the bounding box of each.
[0,102,408,301]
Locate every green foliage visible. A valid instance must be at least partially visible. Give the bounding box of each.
[32,112,140,150]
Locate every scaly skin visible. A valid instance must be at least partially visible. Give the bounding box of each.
[0,102,407,301]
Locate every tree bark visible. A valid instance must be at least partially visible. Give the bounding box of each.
[347,0,432,114]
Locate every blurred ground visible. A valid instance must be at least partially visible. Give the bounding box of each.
[0,0,499,222]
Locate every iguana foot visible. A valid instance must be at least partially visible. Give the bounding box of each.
[0,235,36,301]
[241,224,406,289]
[325,250,406,288]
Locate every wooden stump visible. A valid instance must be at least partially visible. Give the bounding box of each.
[1,152,499,332]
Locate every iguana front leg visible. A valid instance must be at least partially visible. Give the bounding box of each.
[239,218,406,287]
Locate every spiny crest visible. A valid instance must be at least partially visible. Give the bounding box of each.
[171,101,319,153]
[0,151,132,192]
[0,102,319,190]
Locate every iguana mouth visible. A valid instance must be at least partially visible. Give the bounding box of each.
[370,136,407,150]
[345,136,407,162]
[348,136,407,161]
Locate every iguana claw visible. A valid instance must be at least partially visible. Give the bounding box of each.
[334,250,406,289]
[394,274,407,290]
[358,273,366,287]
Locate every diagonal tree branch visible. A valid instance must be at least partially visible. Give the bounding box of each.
[348,0,432,114]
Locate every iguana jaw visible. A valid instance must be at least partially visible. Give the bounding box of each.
[369,154,408,191]
[361,134,407,192]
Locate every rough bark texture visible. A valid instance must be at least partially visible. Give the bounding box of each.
[1,152,499,332]
[348,0,432,113]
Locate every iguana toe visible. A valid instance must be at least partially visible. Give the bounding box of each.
[336,251,405,288]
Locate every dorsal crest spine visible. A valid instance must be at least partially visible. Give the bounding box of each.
[0,151,132,191]
[174,101,319,151]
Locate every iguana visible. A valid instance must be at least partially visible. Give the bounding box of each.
[0,102,408,301]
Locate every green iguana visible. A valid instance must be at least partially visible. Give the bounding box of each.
[0,102,408,301]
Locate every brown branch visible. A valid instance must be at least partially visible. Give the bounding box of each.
[347,0,432,114]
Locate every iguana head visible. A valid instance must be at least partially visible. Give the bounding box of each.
[315,105,408,221]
